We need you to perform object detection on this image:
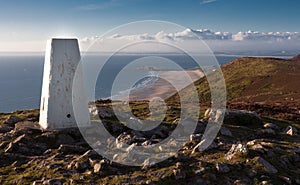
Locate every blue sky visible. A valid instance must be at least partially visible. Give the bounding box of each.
[1,0,300,51]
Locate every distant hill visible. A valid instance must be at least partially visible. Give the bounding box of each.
[222,55,300,103]
[168,54,300,121]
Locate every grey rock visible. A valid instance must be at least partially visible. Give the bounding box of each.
[93,163,102,173]
[14,121,42,135]
[142,140,152,146]
[0,124,14,133]
[97,106,114,118]
[68,159,91,173]
[81,149,102,160]
[250,144,265,153]
[220,127,233,137]
[43,178,62,185]
[141,158,152,170]
[175,162,183,168]
[132,176,145,182]
[189,133,202,142]
[3,116,23,126]
[252,157,278,174]
[293,147,300,154]
[224,109,262,126]
[247,169,257,177]
[225,143,248,160]
[261,181,273,185]
[279,176,292,184]
[216,162,230,173]
[174,153,191,162]
[57,144,86,154]
[266,150,275,157]
[285,126,297,136]
[56,133,75,145]
[117,133,134,144]
[263,123,279,130]
[278,156,289,168]
[195,167,206,175]
[145,180,156,185]
[262,128,276,135]
[192,139,218,154]
[234,179,250,185]
[204,108,224,123]
[88,106,99,117]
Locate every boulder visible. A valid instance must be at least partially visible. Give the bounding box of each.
[14,121,42,135]
[0,124,14,133]
[55,133,76,146]
[224,110,262,126]
[251,156,278,174]
[3,116,23,127]
[220,127,233,137]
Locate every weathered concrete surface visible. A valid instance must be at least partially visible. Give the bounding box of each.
[39,38,90,130]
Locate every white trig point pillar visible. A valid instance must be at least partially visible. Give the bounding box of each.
[39,38,90,130]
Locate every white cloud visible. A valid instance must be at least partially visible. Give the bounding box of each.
[79,28,300,53]
[79,28,300,43]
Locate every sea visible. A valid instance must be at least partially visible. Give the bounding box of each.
[0,54,290,113]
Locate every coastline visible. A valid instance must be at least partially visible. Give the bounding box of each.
[127,68,204,101]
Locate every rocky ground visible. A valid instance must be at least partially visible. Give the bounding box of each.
[0,105,299,185]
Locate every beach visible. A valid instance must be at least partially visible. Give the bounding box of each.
[127,68,204,101]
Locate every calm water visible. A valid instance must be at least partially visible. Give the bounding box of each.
[0,54,238,113]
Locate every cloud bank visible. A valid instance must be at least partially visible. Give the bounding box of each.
[80,28,300,54]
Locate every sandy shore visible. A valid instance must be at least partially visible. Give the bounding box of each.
[127,68,204,101]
